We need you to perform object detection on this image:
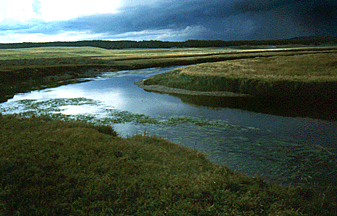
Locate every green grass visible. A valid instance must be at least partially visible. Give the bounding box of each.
[1,114,336,215]
[143,52,337,100]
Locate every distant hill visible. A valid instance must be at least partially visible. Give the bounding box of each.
[0,37,337,50]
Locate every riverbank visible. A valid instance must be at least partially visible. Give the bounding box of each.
[1,46,337,214]
[1,46,337,103]
[142,52,337,102]
[1,114,336,215]
[135,79,251,97]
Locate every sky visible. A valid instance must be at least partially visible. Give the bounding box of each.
[1,0,337,43]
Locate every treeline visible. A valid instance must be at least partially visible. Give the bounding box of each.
[1,36,337,49]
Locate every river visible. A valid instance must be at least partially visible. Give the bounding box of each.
[1,66,336,196]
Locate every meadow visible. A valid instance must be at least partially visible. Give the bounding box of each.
[1,46,337,214]
[1,45,337,103]
[1,114,336,215]
[143,51,337,101]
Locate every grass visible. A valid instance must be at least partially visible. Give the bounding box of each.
[0,47,228,60]
[1,46,337,103]
[6,97,336,192]
[1,46,337,214]
[143,52,337,101]
[178,53,337,82]
[1,114,336,215]
[0,47,233,103]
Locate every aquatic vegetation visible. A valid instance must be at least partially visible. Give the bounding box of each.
[1,93,336,198]
[252,138,337,190]
[161,116,240,129]
[102,109,160,124]
[0,98,250,130]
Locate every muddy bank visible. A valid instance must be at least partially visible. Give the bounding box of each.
[135,79,251,97]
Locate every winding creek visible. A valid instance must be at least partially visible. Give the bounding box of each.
[1,66,336,197]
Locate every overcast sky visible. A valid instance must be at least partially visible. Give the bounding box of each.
[1,0,337,43]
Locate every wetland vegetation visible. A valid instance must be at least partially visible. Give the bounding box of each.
[1,45,337,102]
[143,51,337,102]
[1,114,336,215]
[1,43,337,214]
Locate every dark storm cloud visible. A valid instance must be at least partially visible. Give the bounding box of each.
[60,0,255,40]
[18,0,337,41]
[66,1,232,32]
[233,0,281,14]
[298,2,337,28]
[234,0,337,32]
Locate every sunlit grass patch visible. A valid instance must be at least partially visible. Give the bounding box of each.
[178,53,337,82]
[0,47,115,60]
[0,47,227,61]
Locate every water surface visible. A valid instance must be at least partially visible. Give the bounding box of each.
[1,66,336,195]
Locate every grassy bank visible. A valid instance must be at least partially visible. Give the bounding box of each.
[0,46,224,102]
[1,46,337,102]
[143,52,337,101]
[1,114,336,215]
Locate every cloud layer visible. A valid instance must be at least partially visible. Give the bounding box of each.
[1,0,336,43]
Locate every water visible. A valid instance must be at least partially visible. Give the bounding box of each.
[1,66,336,195]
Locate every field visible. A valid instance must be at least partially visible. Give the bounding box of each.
[1,46,337,214]
[1,46,337,102]
[177,53,337,82]
[0,46,238,102]
[1,114,336,215]
[143,51,337,101]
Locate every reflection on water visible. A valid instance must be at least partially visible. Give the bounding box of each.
[163,94,337,121]
[1,66,336,198]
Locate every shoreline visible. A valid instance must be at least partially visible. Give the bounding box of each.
[135,79,251,97]
[1,114,336,214]
[1,47,337,214]
[141,52,337,102]
[1,46,336,103]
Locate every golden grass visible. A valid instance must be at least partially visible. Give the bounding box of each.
[179,53,337,82]
[0,47,228,60]
[1,46,337,103]
[143,51,337,100]
[0,47,112,59]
